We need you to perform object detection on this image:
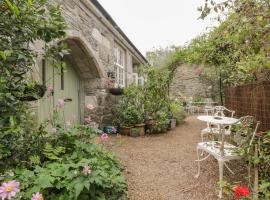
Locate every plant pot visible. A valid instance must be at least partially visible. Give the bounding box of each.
[121,127,131,135]
[135,123,145,136]
[130,128,140,137]
[109,88,124,96]
[103,126,117,134]
[169,119,177,129]
[20,84,47,101]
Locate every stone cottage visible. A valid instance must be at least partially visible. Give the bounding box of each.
[33,0,148,126]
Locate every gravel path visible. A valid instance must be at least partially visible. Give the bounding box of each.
[112,116,247,200]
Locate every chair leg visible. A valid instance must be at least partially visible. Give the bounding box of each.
[218,160,224,199]
[201,132,204,142]
[195,148,201,178]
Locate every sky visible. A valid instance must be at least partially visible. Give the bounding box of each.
[98,0,216,55]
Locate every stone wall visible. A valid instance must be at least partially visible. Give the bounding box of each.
[170,65,212,100]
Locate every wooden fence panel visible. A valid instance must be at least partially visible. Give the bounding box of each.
[225,81,270,131]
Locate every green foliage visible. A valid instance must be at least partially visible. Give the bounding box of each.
[169,101,186,125]
[1,122,127,199]
[4,144,127,200]
[172,0,270,87]
[0,0,67,162]
[115,85,145,126]
[0,1,128,199]
[144,68,170,118]
[143,68,172,133]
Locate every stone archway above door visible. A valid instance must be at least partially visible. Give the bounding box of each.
[65,31,106,79]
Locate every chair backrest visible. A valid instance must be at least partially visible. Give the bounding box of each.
[214,106,235,117]
[233,116,260,149]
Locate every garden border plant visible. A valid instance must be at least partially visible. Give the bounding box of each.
[0,1,127,199]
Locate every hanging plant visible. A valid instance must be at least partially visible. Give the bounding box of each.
[19,83,47,102]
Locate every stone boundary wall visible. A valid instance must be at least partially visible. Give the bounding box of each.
[170,65,212,100]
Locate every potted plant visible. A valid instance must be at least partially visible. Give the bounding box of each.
[133,108,145,136]
[130,128,140,137]
[115,85,145,136]
[120,106,139,135]
[107,78,124,96]
[170,100,186,126]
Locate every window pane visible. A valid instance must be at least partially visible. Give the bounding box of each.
[120,68,124,85]
[114,48,117,63]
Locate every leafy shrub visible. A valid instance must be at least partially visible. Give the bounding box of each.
[115,85,145,126]
[1,124,127,200]
[4,143,127,200]
[0,2,127,198]
[170,101,186,125]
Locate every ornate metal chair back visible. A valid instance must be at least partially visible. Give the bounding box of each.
[233,116,260,150]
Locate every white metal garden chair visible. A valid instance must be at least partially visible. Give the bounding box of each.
[186,101,199,114]
[201,106,235,142]
[195,116,260,198]
[204,98,214,115]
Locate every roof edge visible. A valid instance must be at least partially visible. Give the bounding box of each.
[90,0,148,64]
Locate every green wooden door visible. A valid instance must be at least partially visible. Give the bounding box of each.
[39,59,80,125]
[53,59,80,125]
[38,59,54,123]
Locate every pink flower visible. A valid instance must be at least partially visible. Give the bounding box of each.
[112,127,117,133]
[85,104,95,110]
[101,133,109,141]
[31,192,44,200]
[0,180,20,200]
[83,166,91,176]
[84,116,92,124]
[57,99,65,108]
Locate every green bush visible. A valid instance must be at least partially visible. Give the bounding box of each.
[115,85,144,127]
[0,1,127,199]
[1,124,127,200]
[6,144,127,200]
[170,101,186,125]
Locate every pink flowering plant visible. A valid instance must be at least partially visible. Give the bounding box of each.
[0,180,20,200]
[0,102,126,200]
[0,0,127,199]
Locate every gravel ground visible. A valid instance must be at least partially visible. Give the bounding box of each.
[112,116,248,200]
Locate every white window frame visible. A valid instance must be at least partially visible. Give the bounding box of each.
[114,46,125,87]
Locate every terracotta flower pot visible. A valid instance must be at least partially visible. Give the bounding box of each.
[170,119,177,129]
[135,123,145,136]
[121,127,131,136]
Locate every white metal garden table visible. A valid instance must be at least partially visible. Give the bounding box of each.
[197,115,239,143]
[196,115,239,198]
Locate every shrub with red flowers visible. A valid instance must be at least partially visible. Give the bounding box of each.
[234,185,250,199]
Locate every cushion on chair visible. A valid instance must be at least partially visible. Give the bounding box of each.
[201,128,231,135]
[197,141,241,161]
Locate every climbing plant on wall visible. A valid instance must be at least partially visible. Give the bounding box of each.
[0,0,67,161]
